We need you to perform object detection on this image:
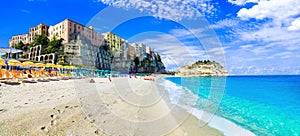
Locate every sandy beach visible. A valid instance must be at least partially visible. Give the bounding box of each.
[0,77,223,136]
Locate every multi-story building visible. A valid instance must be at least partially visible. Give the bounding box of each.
[132,43,147,60]
[128,44,135,59]
[9,34,30,47]
[48,19,105,46]
[7,18,165,73]
[9,24,49,47]
[146,46,152,54]
[63,34,110,70]
[29,24,49,42]
[104,32,124,55]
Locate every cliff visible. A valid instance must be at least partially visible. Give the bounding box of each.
[175,60,229,76]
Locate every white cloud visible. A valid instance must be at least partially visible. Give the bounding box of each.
[20,10,31,14]
[227,0,259,6]
[239,44,253,49]
[210,19,239,29]
[288,17,300,31]
[237,0,300,22]
[97,0,216,21]
[169,28,206,41]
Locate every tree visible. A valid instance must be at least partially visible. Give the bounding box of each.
[31,34,49,47]
[134,57,140,72]
[13,41,23,49]
[157,54,162,62]
[13,41,28,58]
[43,37,64,54]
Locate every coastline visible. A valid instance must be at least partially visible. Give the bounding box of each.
[160,78,256,136]
[0,77,223,135]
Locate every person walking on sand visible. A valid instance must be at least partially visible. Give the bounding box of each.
[108,75,111,82]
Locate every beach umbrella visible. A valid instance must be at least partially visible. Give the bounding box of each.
[63,66,71,69]
[8,59,21,66]
[35,63,45,67]
[22,61,34,66]
[0,61,6,66]
[0,58,5,63]
[45,63,55,67]
[0,58,5,65]
[55,65,63,68]
[69,66,76,69]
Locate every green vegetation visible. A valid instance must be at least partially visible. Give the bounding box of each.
[30,34,49,47]
[165,71,176,75]
[13,41,29,52]
[130,53,165,73]
[133,57,140,71]
[195,60,212,64]
[43,36,64,54]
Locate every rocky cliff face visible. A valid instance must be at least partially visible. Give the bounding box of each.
[175,61,229,76]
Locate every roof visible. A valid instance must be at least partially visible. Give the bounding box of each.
[0,48,23,53]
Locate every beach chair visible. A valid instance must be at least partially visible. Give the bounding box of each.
[31,70,37,78]
[5,70,11,80]
[26,70,36,81]
[16,70,27,79]
[11,70,17,79]
[26,70,32,78]
[0,69,3,80]
[44,71,51,78]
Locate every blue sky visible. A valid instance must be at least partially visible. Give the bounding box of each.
[1,0,300,75]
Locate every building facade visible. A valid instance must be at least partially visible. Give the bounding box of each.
[9,34,30,47]
[104,32,124,55]
[128,44,136,58]
[29,24,49,43]
[48,19,104,46]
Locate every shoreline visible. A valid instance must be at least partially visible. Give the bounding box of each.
[160,77,256,136]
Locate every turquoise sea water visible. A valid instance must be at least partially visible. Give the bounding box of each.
[165,76,300,136]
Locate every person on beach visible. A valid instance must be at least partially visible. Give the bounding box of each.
[91,68,94,77]
[49,67,52,77]
[108,75,111,82]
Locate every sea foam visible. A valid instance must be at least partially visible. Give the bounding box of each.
[159,78,256,136]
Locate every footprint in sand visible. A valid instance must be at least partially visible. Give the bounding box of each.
[51,120,56,126]
[50,114,56,119]
[41,126,47,130]
[49,114,59,126]
[90,119,95,123]
[0,109,8,113]
[94,129,101,134]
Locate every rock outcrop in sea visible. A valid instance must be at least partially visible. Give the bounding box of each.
[175,60,229,76]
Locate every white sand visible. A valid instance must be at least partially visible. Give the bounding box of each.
[0,77,223,136]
